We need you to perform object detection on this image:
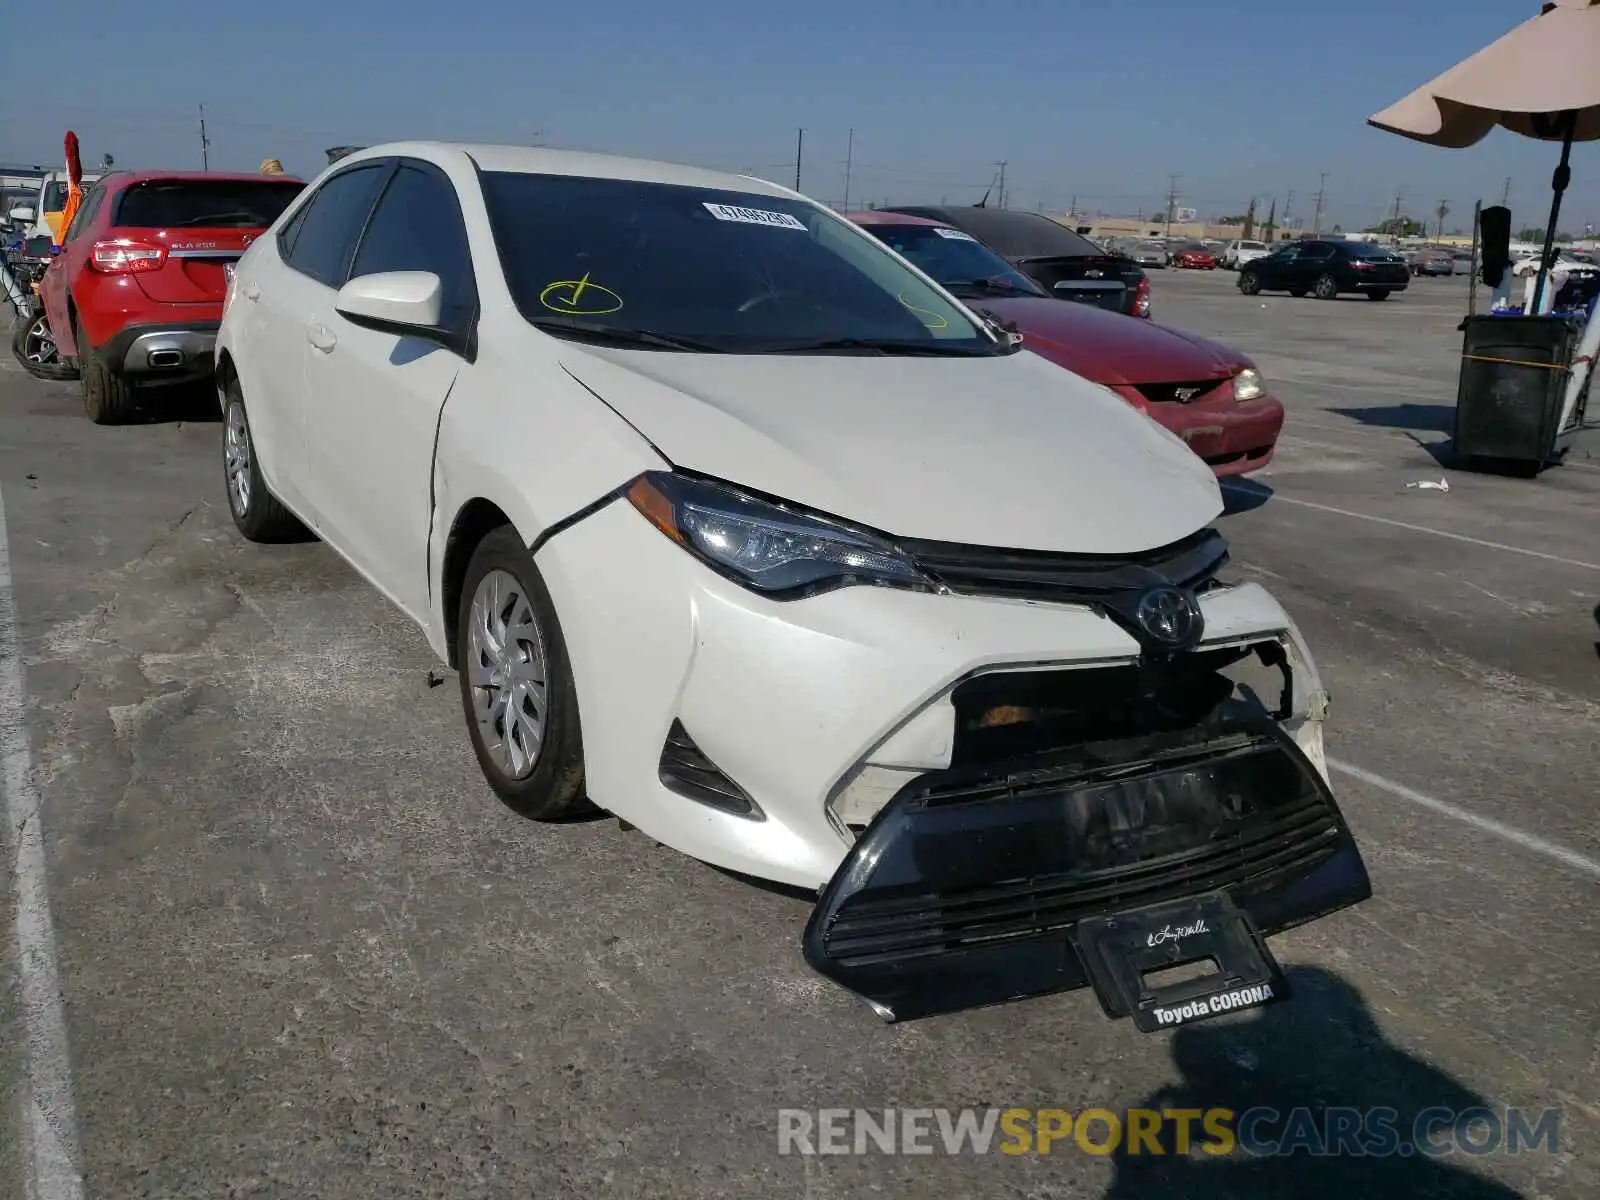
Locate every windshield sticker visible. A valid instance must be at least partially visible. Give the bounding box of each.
[539,272,623,316]
[896,294,949,330]
[933,228,977,241]
[701,202,807,231]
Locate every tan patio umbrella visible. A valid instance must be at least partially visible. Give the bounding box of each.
[1368,0,1600,309]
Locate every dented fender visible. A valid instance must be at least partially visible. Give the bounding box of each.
[423,336,667,661]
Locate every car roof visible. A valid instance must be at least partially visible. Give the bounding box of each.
[101,170,304,187]
[327,141,797,199]
[841,209,947,227]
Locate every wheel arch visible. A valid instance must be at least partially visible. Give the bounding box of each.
[441,498,520,670]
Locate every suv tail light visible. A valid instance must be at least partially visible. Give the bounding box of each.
[1352,260,1374,270]
[1133,275,1152,317]
[89,238,167,273]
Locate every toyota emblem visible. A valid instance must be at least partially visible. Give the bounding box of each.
[1133,586,1204,651]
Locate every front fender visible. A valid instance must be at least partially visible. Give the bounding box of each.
[425,340,668,659]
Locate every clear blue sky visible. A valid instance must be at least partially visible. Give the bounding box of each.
[3,0,1594,235]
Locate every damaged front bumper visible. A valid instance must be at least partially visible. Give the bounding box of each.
[802,695,1370,1025]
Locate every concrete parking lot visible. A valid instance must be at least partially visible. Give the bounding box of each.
[1,270,1596,1199]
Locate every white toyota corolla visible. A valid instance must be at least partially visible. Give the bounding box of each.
[216,142,1370,1025]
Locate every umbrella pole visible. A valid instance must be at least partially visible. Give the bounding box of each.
[1530,110,1576,315]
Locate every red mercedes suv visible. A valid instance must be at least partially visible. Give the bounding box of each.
[39,170,304,423]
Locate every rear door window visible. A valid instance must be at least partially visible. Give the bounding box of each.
[113,179,305,229]
[282,165,390,289]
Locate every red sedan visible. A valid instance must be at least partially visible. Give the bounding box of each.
[1171,243,1219,269]
[848,211,1282,477]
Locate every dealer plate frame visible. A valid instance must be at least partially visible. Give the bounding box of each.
[1071,891,1288,1032]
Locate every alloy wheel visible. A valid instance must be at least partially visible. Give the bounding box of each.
[23,315,57,366]
[467,568,549,780]
[224,401,253,517]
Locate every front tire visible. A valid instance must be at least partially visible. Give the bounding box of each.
[222,380,306,542]
[78,315,136,424]
[1238,271,1262,296]
[11,311,76,381]
[1313,274,1339,300]
[456,525,590,821]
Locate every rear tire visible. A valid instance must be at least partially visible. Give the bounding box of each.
[1238,271,1262,296]
[1313,274,1339,300]
[77,315,136,424]
[222,380,307,542]
[456,525,591,821]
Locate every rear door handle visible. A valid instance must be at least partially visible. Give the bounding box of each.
[307,323,337,353]
[242,283,260,301]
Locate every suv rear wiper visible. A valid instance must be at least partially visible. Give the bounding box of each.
[751,336,994,356]
[531,319,723,353]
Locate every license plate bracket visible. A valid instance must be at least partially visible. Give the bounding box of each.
[1071,892,1286,1032]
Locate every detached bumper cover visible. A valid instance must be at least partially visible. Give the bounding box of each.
[802,711,1370,1021]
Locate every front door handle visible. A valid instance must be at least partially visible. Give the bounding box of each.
[307,323,337,353]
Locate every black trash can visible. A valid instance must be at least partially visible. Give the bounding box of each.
[1453,314,1580,469]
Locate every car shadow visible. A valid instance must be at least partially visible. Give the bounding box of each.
[1101,965,1533,1199]
[1329,404,1455,434]
[129,380,223,425]
[1220,478,1274,515]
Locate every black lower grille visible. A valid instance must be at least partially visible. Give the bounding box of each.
[824,781,1338,966]
[802,714,1371,1020]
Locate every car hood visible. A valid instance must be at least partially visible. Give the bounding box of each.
[972,296,1244,387]
[558,344,1222,555]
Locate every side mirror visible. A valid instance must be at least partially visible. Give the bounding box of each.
[335,271,442,332]
[9,207,34,222]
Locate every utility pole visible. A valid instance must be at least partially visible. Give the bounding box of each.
[199,104,210,171]
[1164,174,1180,238]
[994,161,1008,209]
[1069,192,1077,218]
[1284,189,1295,230]
[1501,177,1512,206]
[1311,172,1328,236]
[1390,187,1404,241]
[842,128,854,212]
[1435,199,1451,238]
[794,128,803,192]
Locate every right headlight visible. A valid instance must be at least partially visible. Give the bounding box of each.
[625,471,932,599]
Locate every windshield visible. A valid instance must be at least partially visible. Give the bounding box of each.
[43,181,68,213]
[1344,242,1396,258]
[113,179,303,229]
[1239,241,1267,250]
[858,223,1047,299]
[481,172,997,355]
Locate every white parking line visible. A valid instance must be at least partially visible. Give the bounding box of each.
[0,482,86,1200]
[1221,484,1600,571]
[1329,757,1600,881]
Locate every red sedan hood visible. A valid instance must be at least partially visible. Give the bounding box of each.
[974,295,1243,387]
